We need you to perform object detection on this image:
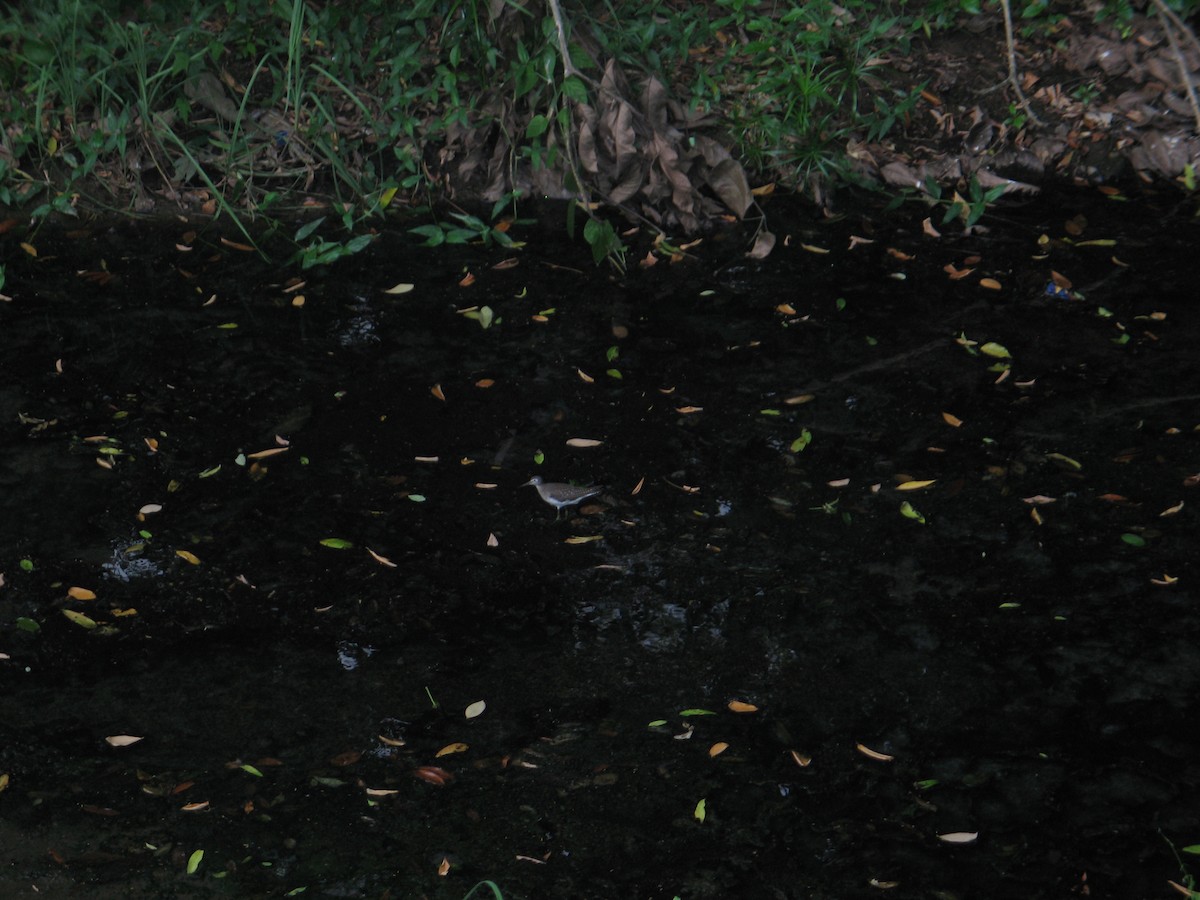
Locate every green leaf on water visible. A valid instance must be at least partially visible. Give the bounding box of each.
[217,323,238,330]
[20,559,34,572]
[240,764,264,777]
[408,494,426,502]
[16,616,40,632]
[1181,844,1200,855]
[694,798,706,822]
[647,719,668,727]
[320,538,354,549]
[1046,452,1082,471]
[533,450,545,465]
[913,779,940,790]
[679,708,717,717]
[1112,333,1130,345]
[759,409,781,417]
[198,464,221,479]
[980,342,1011,359]
[1120,533,1146,547]
[62,609,97,629]
[187,849,204,874]
[790,429,812,453]
[836,297,846,311]
[606,369,622,379]
[998,602,1021,609]
[899,501,926,524]
[606,346,619,363]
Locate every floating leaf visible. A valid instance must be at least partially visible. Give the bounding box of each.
[564,535,602,544]
[896,480,935,491]
[899,501,926,524]
[16,617,40,633]
[383,282,415,294]
[465,700,486,719]
[1121,533,1146,548]
[938,832,978,844]
[790,429,812,453]
[680,708,717,717]
[240,764,264,777]
[67,586,97,600]
[1046,453,1082,471]
[566,438,603,448]
[942,411,963,427]
[62,609,97,629]
[980,342,1010,359]
[175,550,201,565]
[186,849,204,875]
[856,743,894,762]
[728,700,758,713]
[693,798,707,822]
[789,750,812,767]
[436,742,469,758]
[105,735,144,747]
[709,742,729,758]
[367,548,397,567]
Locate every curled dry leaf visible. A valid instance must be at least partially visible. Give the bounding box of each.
[789,750,812,767]
[436,742,469,758]
[709,742,729,758]
[856,743,894,762]
[631,476,645,496]
[181,801,210,812]
[923,217,941,238]
[367,548,397,568]
[431,383,446,402]
[577,368,595,383]
[746,230,775,260]
[438,857,451,876]
[938,831,978,844]
[414,766,454,786]
[566,438,602,448]
[105,734,144,747]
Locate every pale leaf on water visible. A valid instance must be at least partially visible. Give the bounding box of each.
[566,438,602,447]
[383,282,415,294]
[105,735,144,747]
[856,743,894,762]
[896,480,935,491]
[938,831,978,844]
[709,742,729,758]
[465,700,486,719]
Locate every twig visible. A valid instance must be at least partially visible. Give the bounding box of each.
[1150,0,1200,132]
[998,0,1044,127]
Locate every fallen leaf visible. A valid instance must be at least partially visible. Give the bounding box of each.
[246,447,288,459]
[566,438,602,447]
[67,586,97,600]
[801,243,830,254]
[1022,495,1056,505]
[789,750,812,767]
[431,383,446,402]
[1151,574,1178,586]
[709,742,729,758]
[436,742,469,757]
[564,535,603,544]
[631,476,645,496]
[938,831,978,844]
[980,342,1011,358]
[181,801,210,811]
[486,533,499,548]
[465,700,486,719]
[383,282,415,294]
[577,368,595,383]
[175,550,201,565]
[1160,501,1184,516]
[728,700,758,713]
[105,735,143,747]
[438,857,451,876]
[897,480,935,491]
[414,766,453,786]
[979,278,1002,290]
[367,548,397,567]
[856,743,894,762]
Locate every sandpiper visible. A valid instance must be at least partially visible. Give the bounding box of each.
[521,476,603,519]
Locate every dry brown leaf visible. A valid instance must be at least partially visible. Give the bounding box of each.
[431,383,446,402]
[438,857,451,876]
[367,548,397,568]
[923,217,941,238]
[728,700,758,713]
[181,801,210,811]
[856,743,894,762]
[220,237,255,252]
[631,476,645,496]
[944,264,974,280]
[676,406,703,414]
[942,411,963,427]
[979,277,1002,290]
[887,247,913,261]
[746,230,776,260]
[784,393,815,405]
[789,750,812,767]
[435,742,469,758]
[458,272,475,287]
[709,742,729,758]
[775,303,797,315]
[475,378,495,388]
[493,258,519,270]
[246,447,289,459]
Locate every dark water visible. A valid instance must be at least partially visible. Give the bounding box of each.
[1,190,1199,899]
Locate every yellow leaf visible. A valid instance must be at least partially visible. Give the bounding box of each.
[856,742,894,762]
[979,278,1002,290]
[435,742,469,757]
[383,282,415,294]
[564,535,603,544]
[942,411,963,427]
[20,241,37,257]
[728,700,758,713]
[980,342,1011,359]
[67,586,97,600]
[709,742,729,758]
[789,749,812,767]
[896,480,935,491]
[176,550,201,565]
[62,609,97,629]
